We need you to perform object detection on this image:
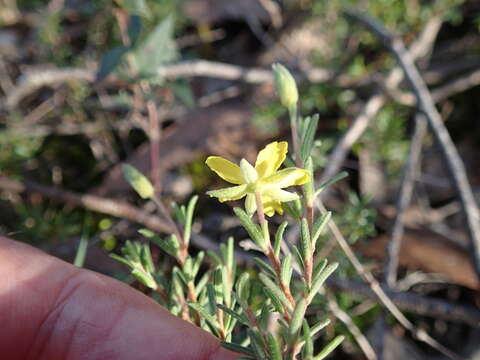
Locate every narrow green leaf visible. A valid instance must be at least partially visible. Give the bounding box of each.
[74,234,89,267]
[188,302,220,328]
[302,321,314,359]
[311,318,331,337]
[267,334,282,360]
[263,287,284,314]
[259,303,270,330]
[191,251,205,278]
[313,259,328,281]
[217,304,249,326]
[289,298,307,340]
[280,254,293,288]
[184,195,198,244]
[315,171,348,197]
[183,257,193,281]
[141,229,179,258]
[171,268,185,299]
[221,266,232,306]
[109,253,133,268]
[221,342,255,357]
[303,156,315,206]
[234,207,265,249]
[206,284,217,315]
[308,263,338,301]
[292,245,305,273]
[207,250,222,266]
[301,114,319,162]
[314,335,344,360]
[174,266,188,287]
[283,200,301,219]
[131,268,157,290]
[140,244,155,273]
[236,273,250,305]
[298,116,307,141]
[300,218,311,262]
[172,202,186,225]
[249,329,267,360]
[259,273,293,312]
[213,267,224,303]
[312,212,331,250]
[226,236,234,271]
[195,271,210,297]
[254,258,276,279]
[122,240,139,261]
[274,221,288,257]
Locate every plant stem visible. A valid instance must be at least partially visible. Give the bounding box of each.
[147,100,161,193]
[152,195,187,264]
[255,192,296,309]
[289,103,302,169]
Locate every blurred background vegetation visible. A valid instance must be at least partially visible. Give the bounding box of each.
[1,0,480,358]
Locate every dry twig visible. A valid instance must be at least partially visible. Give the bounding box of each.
[4,60,344,109]
[0,176,173,234]
[346,9,480,284]
[319,16,442,185]
[316,199,461,359]
[385,113,428,286]
[326,291,377,360]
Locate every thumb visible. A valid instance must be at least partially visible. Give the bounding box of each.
[0,237,238,360]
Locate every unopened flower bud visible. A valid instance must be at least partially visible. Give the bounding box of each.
[122,164,155,199]
[272,63,298,108]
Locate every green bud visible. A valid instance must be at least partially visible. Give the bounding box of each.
[272,63,298,108]
[122,164,155,199]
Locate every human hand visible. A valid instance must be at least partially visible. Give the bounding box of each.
[0,237,239,360]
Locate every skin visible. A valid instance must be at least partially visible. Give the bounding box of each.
[0,237,239,360]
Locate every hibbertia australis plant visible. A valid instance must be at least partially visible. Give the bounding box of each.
[114,63,346,360]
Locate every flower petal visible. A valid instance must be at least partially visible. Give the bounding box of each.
[245,193,257,216]
[262,168,310,188]
[206,156,244,185]
[240,158,258,183]
[264,200,283,217]
[262,188,299,202]
[207,184,248,202]
[255,141,288,178]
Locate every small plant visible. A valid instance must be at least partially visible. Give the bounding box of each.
[113,63,345,359]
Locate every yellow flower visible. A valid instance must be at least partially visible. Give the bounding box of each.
[205,141,309,216]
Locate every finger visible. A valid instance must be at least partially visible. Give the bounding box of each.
[0,237,238,360]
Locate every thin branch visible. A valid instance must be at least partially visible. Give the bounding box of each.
[319,94,385,184]
[5,60,338,109]
[0,176,173,234]
[326,277,480,327]
[326,291,377,360]
[316,199,461,360]
[385,113,428,286]
[346,9,480,285]
[6,68,94,109]
[432,68,480,102]
[319,16,442,185]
